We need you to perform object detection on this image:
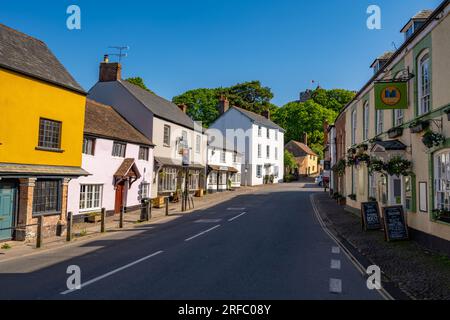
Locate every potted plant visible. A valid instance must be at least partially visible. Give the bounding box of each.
[357,143,369,152]
[332,159,346,176]
[409,120,430,134]
[269,175,275,184]
[368,197,377,202]
[337,195,346,206]
[422,130,445,149]
[388,127,404,139]
[348,194,357,201]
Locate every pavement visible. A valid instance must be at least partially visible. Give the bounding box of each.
[0,182,383,300]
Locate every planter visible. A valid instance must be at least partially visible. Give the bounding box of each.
[410,120,430,134]
[337,198,346,206]
[438,215,450,224]
[87,213,101,223]
[388,127,404,139]
[195,189,204,197]
[152,196,166,208]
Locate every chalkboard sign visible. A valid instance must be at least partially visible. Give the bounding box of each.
[383,206,409,241]
[361,202,382,231]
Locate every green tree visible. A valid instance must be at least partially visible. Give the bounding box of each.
[172,88,220,128]
[125,77,155,94]
[284,150,298,172]
[172,80,275,127]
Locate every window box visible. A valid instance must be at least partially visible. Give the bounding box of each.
[409,120,430,134]
[388,127,404,139]
[432,209,450,224]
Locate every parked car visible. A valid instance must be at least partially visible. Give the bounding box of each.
[315,175,323,186]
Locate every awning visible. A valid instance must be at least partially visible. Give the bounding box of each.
[155,157,205,170]
[371,140,407,152]
[0,163,90,177]
[114,158,141,186]
[208,165,239,173]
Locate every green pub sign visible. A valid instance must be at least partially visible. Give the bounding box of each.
[375,82,408,110]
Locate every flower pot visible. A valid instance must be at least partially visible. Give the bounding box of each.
[410,121,430,134]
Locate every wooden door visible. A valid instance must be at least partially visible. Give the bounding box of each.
[115,182,124,214]
[0,183,16,241]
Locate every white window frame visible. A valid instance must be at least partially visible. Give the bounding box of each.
[258,126,262,137]
[196,135,201,153]
[376,110,384,135]
[112,142,126,157]
[266,145,270,159]
[256,165,262,178]
[351,109,357,145]
[159,167,178,192]
[163,125,171,147]
[363,102,369,140]
[258,144,262,158]
[434,150,450,211]
[79,184,103,212]
[275,147,278,160]
[418,51,431,116]
[220,151,226,163]
[83,136,96,155]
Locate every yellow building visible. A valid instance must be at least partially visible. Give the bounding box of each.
[0,24,88,241]
[285,140,319,176]
[336,1,450,254]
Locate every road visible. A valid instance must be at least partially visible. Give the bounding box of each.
[0,182,382,300]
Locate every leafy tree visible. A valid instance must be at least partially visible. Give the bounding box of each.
[173,81,275,127]
[125,77,155,94]
[284,150,298,172]
[172,88,220,128]
[311,88,355,113]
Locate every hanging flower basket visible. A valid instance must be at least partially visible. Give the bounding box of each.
[332,159,346,177]
[385,156,412,177]
[368,158,386,174]
[422,130,445,149]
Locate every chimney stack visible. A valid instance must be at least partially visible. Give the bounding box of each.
[303,132,308,146]
[262,109,270,120]
[178,104,188,113]
[218,95,230,114]
[99,55,121,82]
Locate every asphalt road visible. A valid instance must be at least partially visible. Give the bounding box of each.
[0,183,382,300]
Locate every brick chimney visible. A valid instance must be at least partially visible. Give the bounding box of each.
[218,95,230,114]
[178,104,188,113]
[262,110,270,120]
[99,55,121,82]
[323,121,329,145]
[303,132,308,146]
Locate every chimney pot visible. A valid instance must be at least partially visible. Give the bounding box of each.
[262,110,270,120]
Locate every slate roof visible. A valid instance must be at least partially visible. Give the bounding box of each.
[114,158,141,179]
[231,106,285,132]
[0,23,85,93]
[370,52,394,68]
[85,99,154,146]
[372,140,407,151]
[0,163,89,177]
[285,140,317,157]
[400,9,434,32]
[118,80,199,130]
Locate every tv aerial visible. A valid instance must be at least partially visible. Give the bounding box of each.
[106,46,130,63]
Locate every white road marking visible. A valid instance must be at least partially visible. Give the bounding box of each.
[329,278,342,294]
[195,219,222,223]
[60,250,163,295]
[227,208,246,211]
[185,225,221,242]
[228,212,247,222]
[331,259,341,270]
[332,246,341,254]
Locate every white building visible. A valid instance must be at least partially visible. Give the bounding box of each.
[68,100,155,220]
[88,57,208,199]
[209,97,285,186]
[206,135,242,192]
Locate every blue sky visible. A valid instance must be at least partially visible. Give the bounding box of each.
[0,0,442,106]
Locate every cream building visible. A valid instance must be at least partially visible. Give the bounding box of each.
[338,1,450,254]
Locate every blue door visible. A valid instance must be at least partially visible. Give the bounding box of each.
[0,184,16,241]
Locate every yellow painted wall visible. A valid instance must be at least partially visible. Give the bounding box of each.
[0,68,86,167]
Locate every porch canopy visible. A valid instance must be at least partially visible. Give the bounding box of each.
[208,165,238,174]
[154,157,205,170]
[371,140,408,160]
[114,158,141,186]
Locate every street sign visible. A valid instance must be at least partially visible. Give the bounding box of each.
[361,202,382,231]
[182,148,190,167]
[383,206,409,241]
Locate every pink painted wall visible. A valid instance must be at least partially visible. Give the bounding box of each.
[68,138,154,216]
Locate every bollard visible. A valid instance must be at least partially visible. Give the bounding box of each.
[101,208,106,233]
[36,216,43,248]
[148,201,152,221]
[165,197,169,216]
[119,206,124,228]
[66,211,73,242]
